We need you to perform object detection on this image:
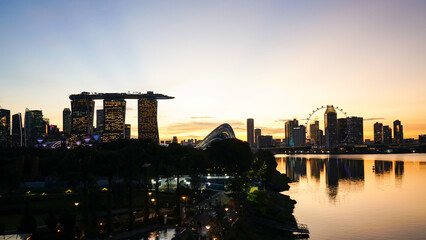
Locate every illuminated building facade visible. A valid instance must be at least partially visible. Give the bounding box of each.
[70,98,95,143]
[324,105,338,148]
[285,119,299,146]
[138,98,159,142]
[309,121,319,145]
[69,92,173,145]
[374,122,383,144]
[96,109,104,134]
[247,118,254,147]
[103,99,126,142]
[393,120,403,144]
[24,109,45,147]
[0,109,11,148]
[125,124,131,139]
[12,113,23,147]
[62,108,71,134]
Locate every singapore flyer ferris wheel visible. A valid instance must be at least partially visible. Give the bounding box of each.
[305,105,349,145]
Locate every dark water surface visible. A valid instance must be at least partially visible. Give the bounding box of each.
[276,154,426,240]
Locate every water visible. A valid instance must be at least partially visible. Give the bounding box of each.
[276,154,426,240]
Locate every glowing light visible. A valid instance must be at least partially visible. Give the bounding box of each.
[206,225,210,230]
[65,189,72,194]
[74,202,79,206]
[101,187,108,191]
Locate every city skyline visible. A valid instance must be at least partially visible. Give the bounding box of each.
[1,1,426,140]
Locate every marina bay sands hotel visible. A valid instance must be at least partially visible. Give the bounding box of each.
[69,91,173,144]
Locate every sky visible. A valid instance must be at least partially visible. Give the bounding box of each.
[1,0,425,141]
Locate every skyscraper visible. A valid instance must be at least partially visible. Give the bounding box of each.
[12,113,23,147]
[125,124,131,139]
[24,109,45,147]
[382,125,392,144]
[309,121,319,145]
[70,98,95,143]
[103,99,126,142]
[324,105,338,148]
[138,98,159,142]
[293,125,306,146]
[393,120,403,144]
[285,119,299,146]
[348,117,363,145]
[96,109,105,134]
[0,109,11,148]
[337,118,348,144]
[62,108,71,134]
[374,122,383,144]
[254,128,261,148]
[247,118,254,147]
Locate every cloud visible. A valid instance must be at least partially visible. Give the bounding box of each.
[189,116,214,119]
[275,118,308,122]
[256,127,284,136]
[364,117,385,121]
[160,120,245,138]
[275,118,291,122]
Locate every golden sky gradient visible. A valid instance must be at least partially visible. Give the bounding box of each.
[0,1,425,142]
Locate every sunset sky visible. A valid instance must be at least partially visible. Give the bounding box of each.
[1,1,425,141]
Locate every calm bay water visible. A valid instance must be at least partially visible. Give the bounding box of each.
[276,154,426,240]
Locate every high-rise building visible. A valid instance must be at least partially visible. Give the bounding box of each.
[419,135,426,144]
[382,125,392,144]
[348,117,363,145]
[257,135,273,148]
[374,122,383,144]
[62,108,71,134]
[12,113,23,147]
[43,118,50,136]
[70,98,95,143]
[247,118,254,147]
[285,119,299,146]
[255,128,261,148]
[96,109,105,134]
[393,120,403,144]
[24,109,45,147]
[317,129,324,146]
[103,99,126,142]
[125,124,131,139]
[309,121,319,145]
[337,118,348,144]
[138,98,159,142]
[0,109,11,148]
[293,125,306,146]
[324,105,338,148]
[172,136,178,144]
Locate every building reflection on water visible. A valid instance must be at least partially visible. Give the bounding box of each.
[276,156,405,201]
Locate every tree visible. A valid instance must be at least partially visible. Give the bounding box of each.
[207,139,253,175]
